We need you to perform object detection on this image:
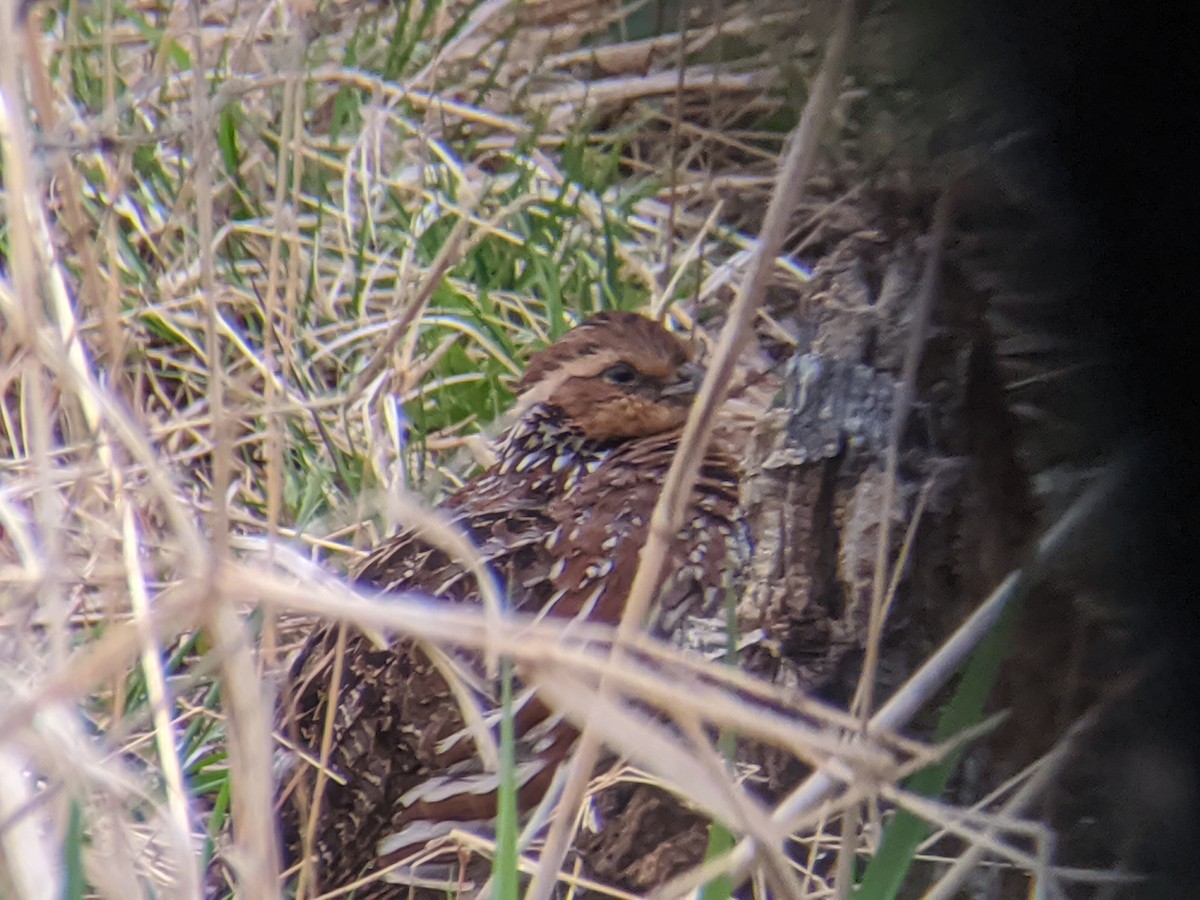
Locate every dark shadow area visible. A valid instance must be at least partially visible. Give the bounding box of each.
[970,1,1200,891]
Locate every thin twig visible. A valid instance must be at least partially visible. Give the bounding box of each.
[836,184,956,898]
[114,454,199,894]
[526,3,862,896]
[344,203,477,404]
[855,187,957,720]
[924,694,1125,898]
[188,0,281,891]
[653,452,1129,896]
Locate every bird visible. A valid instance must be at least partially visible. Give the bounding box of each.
[275,311,748,896]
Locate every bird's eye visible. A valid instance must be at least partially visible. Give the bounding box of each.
[601,362,638,386]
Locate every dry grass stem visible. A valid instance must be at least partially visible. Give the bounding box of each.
[0,0,1119,896]
[833,183,955,896]
[853,188,956,722]
[526,1,862,892]
[227,553,898,777]
[659,457,1127,894]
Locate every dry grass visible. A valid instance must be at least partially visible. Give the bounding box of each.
[0,0,1134,898]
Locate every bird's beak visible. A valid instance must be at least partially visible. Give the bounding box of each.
[660,361,705,398]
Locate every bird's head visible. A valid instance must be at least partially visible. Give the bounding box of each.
[515,312,704,441]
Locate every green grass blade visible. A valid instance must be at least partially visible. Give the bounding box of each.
[62,797,86,900]
[493,654,519,899]
[201,776,233,876]
[700,815,737,900]
[700,586,742,900]
[855,597,1021,898]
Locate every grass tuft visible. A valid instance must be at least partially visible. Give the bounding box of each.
[0,1,1122,898]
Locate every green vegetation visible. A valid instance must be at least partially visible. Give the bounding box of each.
[0,1,1098,898]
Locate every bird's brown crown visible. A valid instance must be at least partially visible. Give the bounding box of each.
[514,311,701,441]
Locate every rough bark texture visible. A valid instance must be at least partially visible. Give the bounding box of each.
[562,0,1162,886]
[570,0,1112,884]
[572,205,1069,894]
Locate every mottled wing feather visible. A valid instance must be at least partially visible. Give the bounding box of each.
[352,468,557,593]
[282,629,450,873]
[366,436,745,870]
[280,422,745,894]
[544,433,745,638]
[280,470,561,888]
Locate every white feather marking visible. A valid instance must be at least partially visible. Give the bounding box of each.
[377,818,488,855]
[399,760,545,806]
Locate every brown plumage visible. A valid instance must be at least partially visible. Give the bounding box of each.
[277,312,746,895]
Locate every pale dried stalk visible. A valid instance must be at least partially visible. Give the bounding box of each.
[0,1,39,344]
[882,786,1054,879]
[226,557,893,775]
[526,2,862,896]
[297,625,348,900]
[1,0,65,671]
[650,200,726,318]
[259,21,308,682]
[188,0,280,891]
[923,705,1105,899]
[854,187,956,720]
[0,749,60,900]
[264,44,313,888]
[0,585,202,740]
[655,456,1128,895]
[835,182,955,899]
[120,480,198,894]
[531,671,788,849]
[527,66,777,109]
[344,206,476,404]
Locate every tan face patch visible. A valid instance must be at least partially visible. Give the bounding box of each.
[513,313,695,429]
[550,377,690,440]
[519,312,690,393]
